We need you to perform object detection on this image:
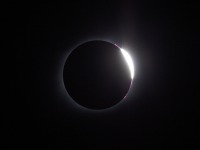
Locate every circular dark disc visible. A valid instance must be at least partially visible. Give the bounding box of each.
[63,40,132,109]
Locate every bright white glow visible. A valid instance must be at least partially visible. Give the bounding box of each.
[120,48,134,79]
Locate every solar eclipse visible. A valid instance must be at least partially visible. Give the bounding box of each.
[63,40,134,110]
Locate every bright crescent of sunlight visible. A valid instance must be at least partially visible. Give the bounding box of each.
[120,48,134,79]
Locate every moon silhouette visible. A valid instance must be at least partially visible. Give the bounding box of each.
[63,40,134,110]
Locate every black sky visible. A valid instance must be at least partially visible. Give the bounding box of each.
[6,0,200,149]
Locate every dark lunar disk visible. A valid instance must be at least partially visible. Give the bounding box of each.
[63,40,132,109]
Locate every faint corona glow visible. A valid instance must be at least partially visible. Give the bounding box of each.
[120,48,134,79]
